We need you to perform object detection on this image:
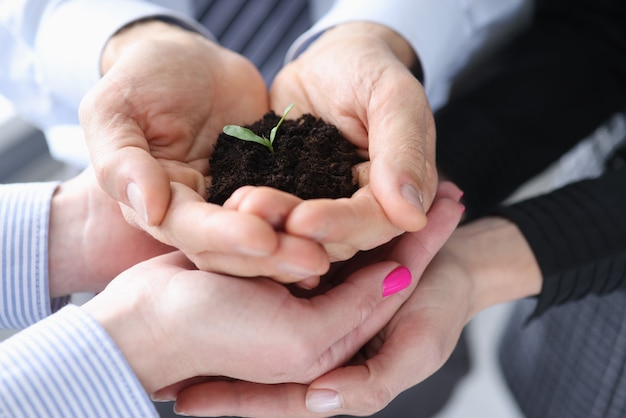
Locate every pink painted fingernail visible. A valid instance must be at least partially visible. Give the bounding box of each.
[382,266,412,297]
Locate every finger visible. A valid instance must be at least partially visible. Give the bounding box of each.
[124,183,330,280]
[159,159,208,199]
[306,321,458,416]
[223,186,303,229]
[304,192,467,416]
[80,88,172,226]
[285,188,403,251]
[175,381,317,418]
[152,376,220,402]
[307,274,466,417]
[435,180,464,203]
[300,262,415,374]
[128,182,281,258]
[96,144,171,227]
[192,232,329,283]
[228,186,380,263]
[306,335,459,416]
[390,184,465,265]
[306,361,410,416]
[353,161,371,186]
[366,70,438,232]
[305,190,464,386]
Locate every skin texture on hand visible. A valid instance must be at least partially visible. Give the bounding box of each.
[81,251,418,396]
[79,20,334,282]
[167,182,465,417]
[170,208,542,417]
[47,168,172,298]
[267,21,437,261]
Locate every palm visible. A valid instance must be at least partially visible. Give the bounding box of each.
[98,40,269,174]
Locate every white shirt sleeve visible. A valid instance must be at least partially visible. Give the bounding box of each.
[0,181,65,329]
[288,0,531,110]
[0,0,210,167]
[0,304,157,418]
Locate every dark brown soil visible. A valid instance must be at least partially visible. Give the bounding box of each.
[207,111,362,205]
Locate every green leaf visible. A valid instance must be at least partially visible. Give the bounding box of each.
[223,125,264,143]
[269,103,295,143]
[223,125,274,153]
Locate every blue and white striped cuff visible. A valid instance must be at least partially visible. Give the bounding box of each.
[0,304,156,417]
[0,182,67,329]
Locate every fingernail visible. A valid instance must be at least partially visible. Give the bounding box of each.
[278,262,315,279]
[306,389,344,413]
[382,266,412,297]
[126,182,148,224]
[295,276,319,290]
[235,245,271,257]
[401,183,425,213]
[172,404,189,416]
[149,393,172,402]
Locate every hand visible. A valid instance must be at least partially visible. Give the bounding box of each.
[168,182,465,417]
[48,168,172,298]
[267,21,437,260]
[293,215,542,417]
[79,20,322,280]
[82,249,419,396]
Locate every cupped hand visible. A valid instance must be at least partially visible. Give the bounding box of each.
[169,182,465,417]
[223,185,399,263]
[120,181,330,284]
[82,249,418,396]
[267,21,438,260]
[79,20,313,278]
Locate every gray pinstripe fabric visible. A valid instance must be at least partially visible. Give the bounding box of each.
[500,122,626,418]
[193,0,311,85]
[501,293,626,418]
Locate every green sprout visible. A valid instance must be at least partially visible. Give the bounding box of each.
[222,103,295,154]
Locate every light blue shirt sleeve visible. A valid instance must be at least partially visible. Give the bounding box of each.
[0,182,155,415]
[0,0,210,167]
[0,181,67,329]
[288,0,532,111]
[0,304,157,418]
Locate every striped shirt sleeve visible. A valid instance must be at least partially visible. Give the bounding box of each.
[0,304,157,418]
[0,182,69,329]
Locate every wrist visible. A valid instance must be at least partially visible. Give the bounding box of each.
[320,22,421,77]
[101,19,209,74]
[81,287,166,393]
[447,216,542,318]
[48,178,88,298]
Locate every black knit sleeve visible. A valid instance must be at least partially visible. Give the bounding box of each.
[435,0,626,220]
[494,165,626,316]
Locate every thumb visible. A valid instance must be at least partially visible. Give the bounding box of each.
[92,143,170,226]
[306,357,413,416]
[80,80,171,226]
[367,73,437,232]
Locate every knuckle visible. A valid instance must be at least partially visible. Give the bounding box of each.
[356,385,394,414]
[355,291,380,324]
